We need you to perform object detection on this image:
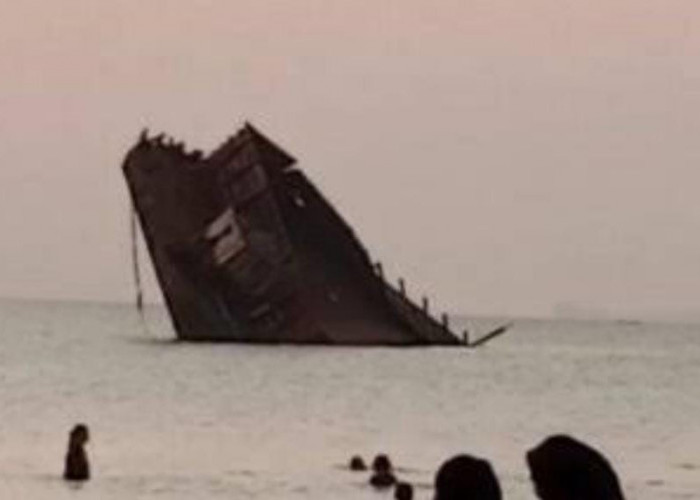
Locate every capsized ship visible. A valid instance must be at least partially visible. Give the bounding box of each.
[122,124,462,345]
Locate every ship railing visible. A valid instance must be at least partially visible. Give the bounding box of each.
[373,262,465,345]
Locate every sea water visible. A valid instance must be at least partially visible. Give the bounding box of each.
[0,299,698,499]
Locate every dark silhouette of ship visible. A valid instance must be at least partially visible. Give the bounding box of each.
[122,124,463,345]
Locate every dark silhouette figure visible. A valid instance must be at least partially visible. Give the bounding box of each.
[349,455,368,471]
[395,481,414,500]
[434,454,502,500]
[373,453,393,472]
[63,424,90,481]
[526,435,625,500]
[370,453,396,488]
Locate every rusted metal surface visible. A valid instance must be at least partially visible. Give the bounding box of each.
[122,124,462,345]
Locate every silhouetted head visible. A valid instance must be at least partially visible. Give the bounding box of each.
[349,455,368,471]
[69,424,89,448]
[434,455,502,500]
[526,435,625,500]
[395,482,414,500]
[373,454,393,473]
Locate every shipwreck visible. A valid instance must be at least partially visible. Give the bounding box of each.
[122,124,464,345]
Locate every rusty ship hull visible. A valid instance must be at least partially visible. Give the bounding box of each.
[122,124,461,345]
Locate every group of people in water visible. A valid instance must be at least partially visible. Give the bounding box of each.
[351,434,625,500]
[63,424,625,499]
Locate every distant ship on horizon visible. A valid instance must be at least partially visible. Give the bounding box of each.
[122,124,463,345]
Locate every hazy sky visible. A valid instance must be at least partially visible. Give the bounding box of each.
[1,0,699,317]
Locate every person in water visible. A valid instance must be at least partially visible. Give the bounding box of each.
[394,481,413,500]
[526,434,625,500]
[63,424,90,481]
[349,455,368,471]
[369,453,397,488]
[434,454,502,500]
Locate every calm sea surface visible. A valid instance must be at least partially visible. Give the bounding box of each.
[0,299,698,499]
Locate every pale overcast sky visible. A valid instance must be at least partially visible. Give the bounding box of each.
[1,0,699,317]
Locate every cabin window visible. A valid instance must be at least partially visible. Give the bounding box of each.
[204,208,246,265]
[229,165,267,205]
